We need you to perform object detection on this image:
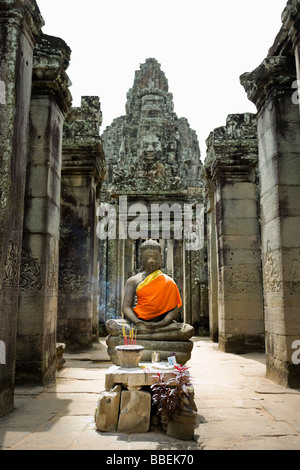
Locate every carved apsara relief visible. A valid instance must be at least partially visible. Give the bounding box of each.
[288,254,300,293]
[3,241,20,288]
[19,248,42,292]
[59,260,88,295]
[226,266,257,294]
[47,238,59,293]
[263,241,281,293]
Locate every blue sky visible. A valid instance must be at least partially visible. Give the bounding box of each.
[37,0,288,159]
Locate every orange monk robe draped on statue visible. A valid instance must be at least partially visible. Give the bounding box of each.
[133,270,182,321]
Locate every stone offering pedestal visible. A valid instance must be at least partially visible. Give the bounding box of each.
[95,362,197,438]
[105,363,177,391]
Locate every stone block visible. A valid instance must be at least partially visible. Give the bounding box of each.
[223,199,258,220]
[281,217,300,249]
[26,163,61,207]
[260,186,280,226]
[259,151,300,193]
[218,234,261,251]
[258,126,278,171]
[265,306,300,335]
[117,390,151,433]
[262,217,300,251]
[277,152,300,186]
[258,95,300,150]
[95,385,121,432]
[279,186,300,218]
[261,219,282,252]
[265,331,300,363]
[219,265,263,300]
[218,331,265,353]
[220,318,265,336]
[221,299,264,322]
[217,217,259,237]
[221,182,257,200]
[265,353,300,389]
[104,364,178,391]
[217,246,262,268]
[23,197,60,238]
[261,185,300,227]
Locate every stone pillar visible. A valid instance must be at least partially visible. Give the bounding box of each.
[0,0,44,417]
[99,235,108,332]
[184,242,208,333]
[205,114,264,353]
[241,55,300,387]
[16,34,72,384]
[203,174,218,342]
[59,97,106,351]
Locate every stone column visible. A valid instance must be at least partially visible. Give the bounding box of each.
[203,173,218,342]
[241,55,300,387]
[0,0,44,417]
[205,114,264,353]
[184,241,207,333]
[99,235,108,332]
[59,97,106,351]
[16,34,72,384]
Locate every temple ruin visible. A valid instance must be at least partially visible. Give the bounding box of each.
[0,0,300,419]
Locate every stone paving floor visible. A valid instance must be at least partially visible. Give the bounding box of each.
[0,337,300,451]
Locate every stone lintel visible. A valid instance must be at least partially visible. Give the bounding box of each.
[104,189,189,201]
[211,161,257,185]
[0,0,44,47]
[32,33,72,115]
[240,56,296,112]
[62,145,106,185]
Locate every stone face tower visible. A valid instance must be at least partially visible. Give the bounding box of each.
[103,58,202,194]
[100,58,208,332]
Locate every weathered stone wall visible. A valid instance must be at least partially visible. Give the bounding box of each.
[204,114,264,353]
[16,33,72,384]
[0,0,44,417]
[58,96,106,351]
[200,0,300,387]
[241,49,300,386]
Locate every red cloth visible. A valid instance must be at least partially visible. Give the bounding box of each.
[133,272,182,320]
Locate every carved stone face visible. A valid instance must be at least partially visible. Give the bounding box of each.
[139,135,162,163]
[141,248,162,274]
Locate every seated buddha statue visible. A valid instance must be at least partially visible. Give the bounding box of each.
[105,239,194,365]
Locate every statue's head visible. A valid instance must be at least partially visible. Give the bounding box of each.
[140,240,162,273]
[139,134,162,163]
